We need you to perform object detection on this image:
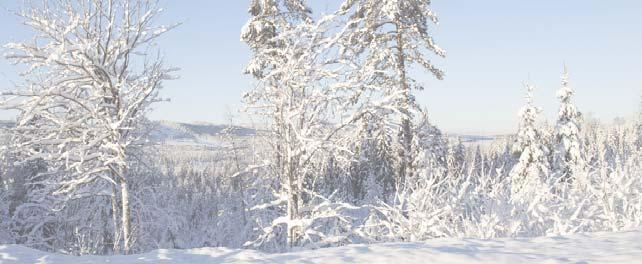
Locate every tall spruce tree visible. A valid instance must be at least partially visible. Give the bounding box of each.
[553,66,584,184]
[337,0,445,186]
[241,0,312,249]
[510,84,550,199]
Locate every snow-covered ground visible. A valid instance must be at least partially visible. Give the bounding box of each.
[1,230,641,264]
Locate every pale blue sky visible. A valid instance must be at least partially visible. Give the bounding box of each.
[1,0,641,134]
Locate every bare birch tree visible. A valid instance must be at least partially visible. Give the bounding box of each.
[1,0,177,254]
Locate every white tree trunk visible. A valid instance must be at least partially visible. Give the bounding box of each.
[111,186,121,254]
[286,155,299,248]
[120,179,132,254]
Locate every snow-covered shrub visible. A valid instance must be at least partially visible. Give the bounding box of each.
[360,110,642,243]
[0,148,13,243]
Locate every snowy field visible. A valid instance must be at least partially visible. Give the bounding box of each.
[2,230,641,264]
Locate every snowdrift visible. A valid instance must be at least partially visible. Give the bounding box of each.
[1,230,641,264]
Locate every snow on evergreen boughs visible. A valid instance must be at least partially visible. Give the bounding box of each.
[510,84,550,201]
[241,1,381,250]
[349,115,394,204]
[337,0,446,186]
[553,66,585,184]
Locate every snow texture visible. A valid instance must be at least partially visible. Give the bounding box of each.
[1,230,641,263]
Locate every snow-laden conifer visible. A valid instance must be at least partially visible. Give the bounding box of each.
[553,66,584,184]
[445,138,466,179]
[509,84,550,200]
[337,0,445,185]
[350,115,395,204]
[242,1,383,250]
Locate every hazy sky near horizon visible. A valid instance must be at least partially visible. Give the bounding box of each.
[1,0,641,134]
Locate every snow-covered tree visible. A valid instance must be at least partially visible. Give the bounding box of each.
[553,66,584,184]
[509,84,550,200]
[1,0,176,254]
[445,137,466,178]
[0,147,15,244]
[350,114,396,204]
[241,0,311,83]
[242,1,379,249]
[0,0,640,256]
[636,97,642,151]
[241,0,311,249]
[411,110,447,180]
[337,0,445,185]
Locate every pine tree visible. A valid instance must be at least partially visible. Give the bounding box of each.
[553,66,584,184]
[242,0,378,249]
[471,145,485,177]
[350,117,375,203]
[412,111,448,175]
[242,0,311,78]
[445,138,466,179]
[241,0,312,249]
[337,0,445,186]
[406,110,449,200]
[509,84,550,200]
[350,115,394,204]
